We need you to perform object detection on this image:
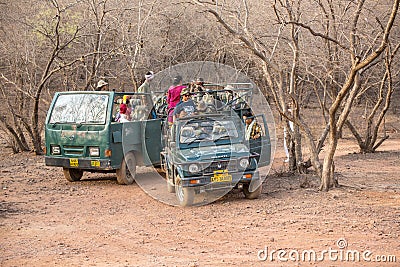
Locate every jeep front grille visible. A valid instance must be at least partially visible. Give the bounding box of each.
[202,160,237,174]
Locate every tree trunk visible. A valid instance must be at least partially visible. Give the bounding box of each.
[32,96,43,155]
[286,129,296,171]
[0,117,30,153]
[293,123,303,169]
[320,128,338,191]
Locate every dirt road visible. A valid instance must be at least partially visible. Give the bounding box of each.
[1,137,399,266]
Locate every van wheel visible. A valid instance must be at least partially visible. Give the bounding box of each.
[175,175,194,206]
[243,183,262,199]
[63,168,83,182]
[116,152,136,185]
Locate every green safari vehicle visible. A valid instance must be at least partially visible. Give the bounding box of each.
[159,82,272,206]
[162,111,271,206]
[44,91,162,184]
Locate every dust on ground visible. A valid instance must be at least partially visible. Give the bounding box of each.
[1,133,399,266]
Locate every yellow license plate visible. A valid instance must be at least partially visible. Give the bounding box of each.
[69,158,79,167]
[91,160,100,167]
[211,170,232,183]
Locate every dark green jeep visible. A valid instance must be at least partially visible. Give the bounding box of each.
[162,111,271,206]
[45,91,162,184]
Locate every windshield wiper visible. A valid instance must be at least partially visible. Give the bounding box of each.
[213,134,232,142]
[86,120,103,123]
[76,120,103,125]
[182,137,203,145]
[51,121,69,127]
[51,121,59,127]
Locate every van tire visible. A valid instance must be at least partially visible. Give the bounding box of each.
[116,152,136,185]
[63,168,83,182]
[243,183,262,199]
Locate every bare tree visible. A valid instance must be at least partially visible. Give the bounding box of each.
[191,0,399,191]
[0,0,86,154]
[345,44,399,153]
[316,0,399,190]
[191,0,307,171]
[1,0,397,182]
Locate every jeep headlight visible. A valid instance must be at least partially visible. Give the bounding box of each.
[51,145,61,155]
[239,158,249,169]
[89,146,100,157]
[188,164,200,173]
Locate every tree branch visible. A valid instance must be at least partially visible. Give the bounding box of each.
[285,20,349,51]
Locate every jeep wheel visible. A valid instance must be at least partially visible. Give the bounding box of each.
[175,175,194,206]
[63,168,83,182]
[167,181,175,193]
[116,152,136,185]
[166,168,175,193]
[243,183,262,199]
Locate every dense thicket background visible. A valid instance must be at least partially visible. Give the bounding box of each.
[1,0,399,190]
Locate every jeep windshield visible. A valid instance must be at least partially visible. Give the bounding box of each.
[48,93,109,124]
[179,118,241,145]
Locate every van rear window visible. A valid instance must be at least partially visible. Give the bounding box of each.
[49,94,109,124]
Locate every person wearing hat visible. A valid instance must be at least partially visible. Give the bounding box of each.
[137,71,155,110]
[167,75,186,123]
[96,79,109,91]
[173,88,197,121]
[137,71,154,93]
[192,77,205,92]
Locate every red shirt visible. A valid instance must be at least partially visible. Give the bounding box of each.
[167,85,185,123]
[167,85,185,109]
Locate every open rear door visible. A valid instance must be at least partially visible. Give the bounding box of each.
[142,119,163,166]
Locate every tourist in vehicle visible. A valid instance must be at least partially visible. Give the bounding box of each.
[167,75,186,123]
[243,112,262,140]
[173,88,196,120]
[121,95,133,120]
[95,79,109,91]
[191,77,205,92]
[117,104,130,123]
[243,111,262,161]
[222,84,234,103]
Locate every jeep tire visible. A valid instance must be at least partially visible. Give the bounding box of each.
[243,183,262,199]
[175,174,194,206]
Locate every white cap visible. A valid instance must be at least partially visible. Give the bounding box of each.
[97,79,108,88]
[145,71,154,80]
[224,84,234,90]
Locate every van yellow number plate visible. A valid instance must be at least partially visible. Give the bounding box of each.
[69,158,79,167]
[91,160,100,167]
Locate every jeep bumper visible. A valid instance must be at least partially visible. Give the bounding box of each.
[180,170,260,189]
